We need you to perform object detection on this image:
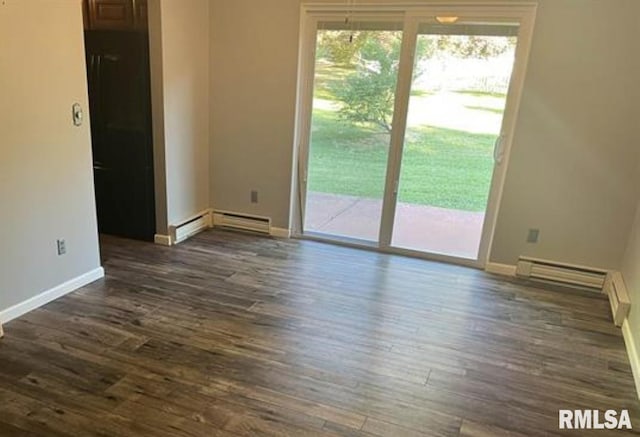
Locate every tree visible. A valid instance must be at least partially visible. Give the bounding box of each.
[330,34,399,133]
[321,33,513,134]
[435,35,516,59]
[317,31,369,67]
[326,32,406,133]
[324,32,435,134]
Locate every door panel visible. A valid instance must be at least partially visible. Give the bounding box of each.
[390,27,518,260]
[93,166,154,239]
[87,0,135,30]
[303,23,403,243]
[85,30,155,240]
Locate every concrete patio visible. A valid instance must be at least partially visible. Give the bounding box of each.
[305,192,485,259]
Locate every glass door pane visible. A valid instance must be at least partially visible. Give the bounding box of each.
[304,23,402,243]
[391,24,518,259]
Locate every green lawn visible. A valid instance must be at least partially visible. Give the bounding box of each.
[308,108,497,212]
[309,63,504,212]
[455,90,506,99]
[313,62,352,100]
[464,105,504,115]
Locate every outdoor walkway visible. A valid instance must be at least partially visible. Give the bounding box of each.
[305,192,485,259]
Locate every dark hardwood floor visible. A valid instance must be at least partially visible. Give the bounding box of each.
[1,229,639,436]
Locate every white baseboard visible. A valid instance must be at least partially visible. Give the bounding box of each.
[154,234,173,246]
[0,267,105,324]
[485,262,517,277]
[270,227,291,239]
[622,319,640,400]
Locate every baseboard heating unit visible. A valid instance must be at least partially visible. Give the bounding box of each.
[170,210,212,245]
[515,256,608,290]
[212,210,271,235]
[604,272,631,327]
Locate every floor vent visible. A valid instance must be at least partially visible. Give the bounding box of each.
[213,211,271,235]
[604,272,631,327]
[515,256,607,290]
[171,210,212,245]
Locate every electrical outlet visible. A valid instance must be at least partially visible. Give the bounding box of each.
[527,229,540,244]
[251,190,259,204]
[57,239,67,256]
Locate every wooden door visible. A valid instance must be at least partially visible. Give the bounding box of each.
[86,0,134,30]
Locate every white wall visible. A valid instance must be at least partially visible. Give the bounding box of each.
[209,0,640,271]
[0,1,101,314]
[150,0,211,233]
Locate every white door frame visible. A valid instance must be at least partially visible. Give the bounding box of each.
[290,2,537,269]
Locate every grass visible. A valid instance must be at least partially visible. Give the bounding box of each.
[309,63,504,212]
[308,109,496,211]
[465,105,504,115]
[410,89,432,97]
[313,63,353,100]
[455,90,506,98]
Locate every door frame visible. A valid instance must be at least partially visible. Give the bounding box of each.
[290,2,538,269]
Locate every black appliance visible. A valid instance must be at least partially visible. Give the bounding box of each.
[85,30,155,241]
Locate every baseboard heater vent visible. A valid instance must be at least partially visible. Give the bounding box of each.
[170,210,212,245]
[213,210,271,235]
[604,272,631,327]
[515,256,607,290]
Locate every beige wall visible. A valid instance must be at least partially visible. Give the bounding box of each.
[210,0,640,270]
[0,1,101,312]
[491,0,640,268]
[620,3,640,369]
[210,0,300,226]
[151,0,211,232]
[622,196,640,364]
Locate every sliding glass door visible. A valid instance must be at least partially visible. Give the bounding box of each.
[297,7,534,266]
[304,21,403,243]
[391,24,518,259]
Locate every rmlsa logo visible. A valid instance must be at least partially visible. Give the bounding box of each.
[559,410,632,430]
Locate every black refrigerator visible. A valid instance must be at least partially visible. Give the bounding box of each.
[85,30,155,241]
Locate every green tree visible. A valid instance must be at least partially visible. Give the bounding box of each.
[331,33,401,133]
[322,33,512,134]
[435,35,516,59]
[317,31,369,67]
[325,32,435,134]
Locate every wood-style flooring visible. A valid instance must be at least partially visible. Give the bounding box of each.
[0,229,639,436]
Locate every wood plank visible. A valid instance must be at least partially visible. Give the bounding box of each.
[0,229,637,436]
